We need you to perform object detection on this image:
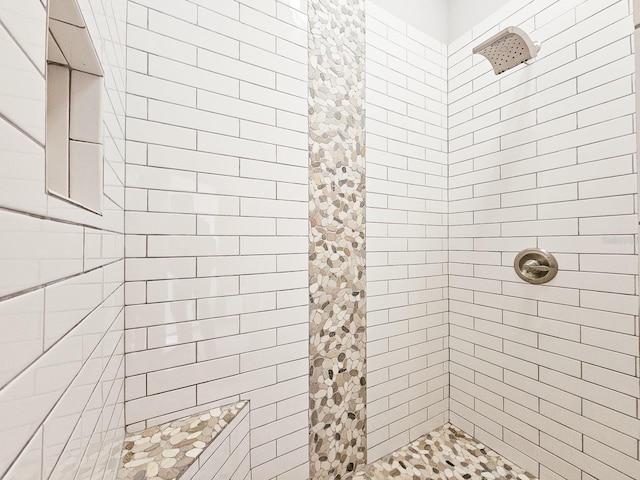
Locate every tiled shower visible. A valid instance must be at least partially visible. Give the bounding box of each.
[0,0,639,479]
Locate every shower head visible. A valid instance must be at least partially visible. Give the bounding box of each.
[472,26,541,75]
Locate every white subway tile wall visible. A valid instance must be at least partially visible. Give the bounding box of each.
[124,1,309,478]
[365,3,450,463]
[2,1,638,479]
[448,0,640,478]
[0,0,127,478]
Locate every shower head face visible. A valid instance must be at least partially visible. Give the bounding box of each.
[473,26,540,75]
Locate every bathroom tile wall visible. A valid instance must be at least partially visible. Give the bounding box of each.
[0,0,127,478]
[448,0,640,478]
[365,2,450,463]
[123,1,309,478]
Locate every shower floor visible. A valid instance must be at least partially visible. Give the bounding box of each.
[354,424,538,480]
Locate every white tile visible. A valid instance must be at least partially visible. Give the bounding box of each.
[147,356,239,395]
[198,330,276,361]
[69,71,103,144]
[0,24,45,142]
[148,144,239,176]
[0,327,84,475]
[198,292,277,319]
[126,164,196,191]
[240,342,306,372]
[0,290,44,389]
[240,159,306,185]
[198,173,276,199]
[197,215,275,236]
[240,199,307,220]
[198,6,275,51]
[147,316,239,349]
[580,290,637,316]
[147,235,239,257]
[540,367,636,417]
[43,268,106,348]
[69,140,103,212]
[126,343,195,376]
[199,131,275,163]
[240,81,307,114]
[45,63,70,198]
[4,427,43,480]
[198,90,275,125]
[146,276,239,302]
[127,24,196,65]
[240,306,306,333]
[240,4,305,46]
[148,100,239,137]
[198,47,276,88]
[148,190,239,215]
[0,117,46,214]
[127,118,196,150]
[49,17,102,73]
[0,211,84,297]
[0,0,46,70]
[125,257,195,281]
[125,212,196,235]
[127,70,196,107]
[578,53,635,92]
[197,367,276,404]
[581,363,639,399]
[126,300,196,329]
[538,195,634,220]
[239,271,306,294]
[125,387,196,425]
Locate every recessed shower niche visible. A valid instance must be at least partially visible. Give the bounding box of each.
[46,0,104,213]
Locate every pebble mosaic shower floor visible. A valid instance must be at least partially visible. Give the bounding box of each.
[354,424,537,480]
[117,412,537,480]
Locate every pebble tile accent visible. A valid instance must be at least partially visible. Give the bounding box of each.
[308,0,367,478]
[353,423,538,480]
[117,401,247,480]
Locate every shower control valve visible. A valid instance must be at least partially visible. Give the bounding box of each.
[514,248,558,285]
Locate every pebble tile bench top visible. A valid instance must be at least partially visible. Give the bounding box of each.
[117,401,248,480]
[354,423,538,480]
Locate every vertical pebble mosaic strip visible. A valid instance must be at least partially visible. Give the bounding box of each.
[308,0,367,478]
[117,401,247,480]
[353,424,538,480]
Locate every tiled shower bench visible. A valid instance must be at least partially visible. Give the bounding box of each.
[118,401,250,480]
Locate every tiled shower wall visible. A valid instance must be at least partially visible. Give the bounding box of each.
[365,3,450,463]
[123,3,640,480]
[123,1,309,478]
[448,0,640,478]
[0,0,127,478]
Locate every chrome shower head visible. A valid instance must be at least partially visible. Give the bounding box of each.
[472,26,541,75]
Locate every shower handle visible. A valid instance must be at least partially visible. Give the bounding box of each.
[522,260,550,273]
[514,248,558,284]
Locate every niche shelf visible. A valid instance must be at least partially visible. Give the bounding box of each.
[46,0,104,214]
